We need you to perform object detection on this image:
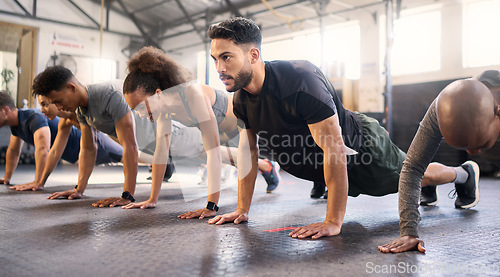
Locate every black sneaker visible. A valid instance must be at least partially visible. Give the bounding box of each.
[311,182,326,198]
[260,159,280,193]
[163,160,175,182]
[453,161,480,209]
[420,185,438,206]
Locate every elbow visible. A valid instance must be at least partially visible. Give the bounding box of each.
[326,144,347,165]
[36,146,50,157]
[123,142,138,156]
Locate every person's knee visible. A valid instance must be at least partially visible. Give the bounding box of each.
[422,162,441,186]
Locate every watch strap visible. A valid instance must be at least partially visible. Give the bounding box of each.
[121,191,136,202]
[206,201,219,211]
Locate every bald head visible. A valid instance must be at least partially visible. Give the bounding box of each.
[436,79,500,152]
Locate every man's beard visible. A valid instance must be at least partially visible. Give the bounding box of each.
[226,67,253,92]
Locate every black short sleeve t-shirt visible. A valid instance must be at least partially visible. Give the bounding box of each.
[10,109,81,163]
[233,60,362,182]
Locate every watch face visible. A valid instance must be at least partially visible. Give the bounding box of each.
[122,191,130,199]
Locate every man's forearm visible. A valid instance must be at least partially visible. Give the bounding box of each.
[40,124,72,186]
[34,147,49,185]
[75,148,97,193]
[4,148,21,181]
[122,144,138,195]
[324,147,348,227]
[236,147,259,213]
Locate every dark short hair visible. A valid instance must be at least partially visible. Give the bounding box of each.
[207,17,262,49]
[0,90,15,108]
[32,66,74,97]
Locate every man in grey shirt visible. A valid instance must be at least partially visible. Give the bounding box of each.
[32,66,139,207]
[379,70,500,253]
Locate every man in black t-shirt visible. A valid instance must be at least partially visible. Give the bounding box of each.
[206,17,457,241]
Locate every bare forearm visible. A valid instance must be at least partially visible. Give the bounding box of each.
[34,148,49,185]
[324,148,348,226]
[75,149,96,193]
[4,148,21,180]
[40,124,71,186]
[122,144,138,195]
[236,147,258,213]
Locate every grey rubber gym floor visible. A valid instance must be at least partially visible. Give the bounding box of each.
[1,163,499,277]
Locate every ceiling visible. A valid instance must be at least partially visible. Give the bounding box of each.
[1,0,443,54]
[96,0,387,52]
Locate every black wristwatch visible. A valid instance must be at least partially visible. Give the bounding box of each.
[121,191,136,202]
[206,201,219,212]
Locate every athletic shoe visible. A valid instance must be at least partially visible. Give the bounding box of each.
[310,181,326,198]
[420,185,438,206]
[453,161,480,209]
[163,160,175,182]
[260,159,280,193]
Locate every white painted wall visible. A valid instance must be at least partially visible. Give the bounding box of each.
[0,0,140,83]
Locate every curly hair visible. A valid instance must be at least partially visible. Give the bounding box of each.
[207,17,261,49]
[123,46,193,95]
[0,90,15,108]
[32,66,74,97]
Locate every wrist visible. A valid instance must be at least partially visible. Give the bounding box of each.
[74,185,82,193]
[236,208,248,214]
[323,219,343,227]
[148,197,158,204]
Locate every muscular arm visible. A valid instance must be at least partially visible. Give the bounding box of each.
[2,135,23,184]
[74,124,98,193]
[235,127,259,214]
[38,118,72,187]
[312,115,348,228]
[32,126,51,185]
[289,114,348,239]
[46,123,95,200]
[115,111,138,195]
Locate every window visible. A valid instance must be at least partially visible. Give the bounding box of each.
[380,9,441,75]
[92,58,117,83]
[463,0,500,68]
[198,21,361,88]
[262,23,360,79]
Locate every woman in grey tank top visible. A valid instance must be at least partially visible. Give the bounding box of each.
[121,46,280,218]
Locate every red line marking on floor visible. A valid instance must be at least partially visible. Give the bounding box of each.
[264,226,297,232]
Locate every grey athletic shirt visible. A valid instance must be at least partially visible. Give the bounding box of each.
[76,81,130,138]
[399,98,500,237]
